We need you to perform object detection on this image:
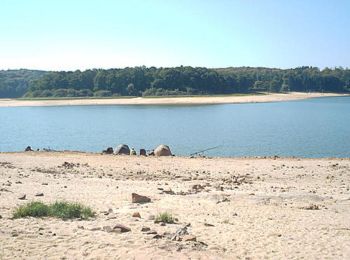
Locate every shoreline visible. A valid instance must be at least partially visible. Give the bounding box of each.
[0,92,347,107]
[2,150,350,160]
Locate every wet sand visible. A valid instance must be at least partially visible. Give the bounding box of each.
[0,92,346,107]
[0,152,349,259]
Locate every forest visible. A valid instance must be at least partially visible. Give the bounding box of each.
[0,66,349,98]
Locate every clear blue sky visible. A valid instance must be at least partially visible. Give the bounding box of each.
[1,0,349,70]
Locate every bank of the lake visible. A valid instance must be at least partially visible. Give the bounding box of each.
[0,92,346,107]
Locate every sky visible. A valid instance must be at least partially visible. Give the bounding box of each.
[1,0,349,70]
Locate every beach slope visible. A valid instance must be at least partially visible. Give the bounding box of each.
[0,152,349,259]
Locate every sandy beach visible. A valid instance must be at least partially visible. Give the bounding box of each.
[0,92,346,107]
[0,152,349,259]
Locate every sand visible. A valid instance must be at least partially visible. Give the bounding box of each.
[0,152,349,259]
[0,92,346,107]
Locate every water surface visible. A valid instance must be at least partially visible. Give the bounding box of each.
[1,97,349,157]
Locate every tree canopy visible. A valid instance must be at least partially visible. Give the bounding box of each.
[0,66,349,98]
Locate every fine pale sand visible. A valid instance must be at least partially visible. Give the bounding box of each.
[0,92,346,107]
[0,152,349,259]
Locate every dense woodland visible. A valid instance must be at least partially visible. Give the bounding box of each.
[0,66,349,98]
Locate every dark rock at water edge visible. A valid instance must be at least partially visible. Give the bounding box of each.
[114,144,130,155]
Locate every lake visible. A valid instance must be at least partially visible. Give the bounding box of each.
[0,96,349,158]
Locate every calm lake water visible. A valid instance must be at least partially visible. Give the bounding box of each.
[1,97,350,158]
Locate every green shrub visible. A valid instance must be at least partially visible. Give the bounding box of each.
[155,212,175,224]
[49,201,94,219]
[13,201,50,218]
[13,201,95,220]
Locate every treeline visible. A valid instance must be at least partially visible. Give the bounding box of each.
[1,66,349,98]
[0,70,47,98]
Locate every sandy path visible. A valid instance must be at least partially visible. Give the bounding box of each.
[0,92,346,107]
[0,152,349,259]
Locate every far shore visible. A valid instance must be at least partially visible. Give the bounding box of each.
[0,92,347,107]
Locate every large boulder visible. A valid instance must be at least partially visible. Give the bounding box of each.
[114,144,130,155]
[154,145,172,156]
[102,147,114,154]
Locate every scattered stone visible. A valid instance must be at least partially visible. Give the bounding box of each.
[171,223,190,241]
[18,194,26,200]
[103,226,113,232]
[216,197,230,204]
[204,223,214,227]
[141,227,151,232]
[161,188,175,195]
[183,235,197,242]
[35,192,44,197]
[114,144,130,155]
[15,181,22,184]
[148,215,155,220]
[160,222,166,226]
[139,149,147,156]
[302,204,320,210]
[113,224,131,233]
[90,227,102,231]
[25,146,33,152]
[42,182,48,185]
[102,147,114,154]
[132,193,151,203]
[154,145,172,156]
[153,234,164,239]
[146,230,158,235]
[132,212,141,218]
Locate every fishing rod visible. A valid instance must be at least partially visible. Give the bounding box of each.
[189,145,222,156]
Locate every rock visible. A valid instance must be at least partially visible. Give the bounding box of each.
[18,194,26,200]
[153,234,163,239]
[130,148,136,155]
[204,223,214,227]
[148,214,155,220]
[154,145,172,156]
[0,215,2,219]
[35,192,44,197]
[146,230,158,235]
[114,144,130,155]
[132,212,141,218]
[183,235,197,242]
[132,193,151,203]
[102,147,114,154]
[90,227,101,231]
[42,182,48,185]
[103,226,113,232]
[139,149,146,156]
[25,146,33,152]
[113,224,131,233]
[171,223,190,241]
[141,226,151,232]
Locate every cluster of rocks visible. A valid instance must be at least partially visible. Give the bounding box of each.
[103,144,173,157]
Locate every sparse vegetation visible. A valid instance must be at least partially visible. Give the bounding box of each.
[155,212,175,224]
[13,201,95,219]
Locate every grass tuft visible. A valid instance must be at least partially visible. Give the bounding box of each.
[13,201,50,219]
[13,201,95,220]
[155,212,175,224]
